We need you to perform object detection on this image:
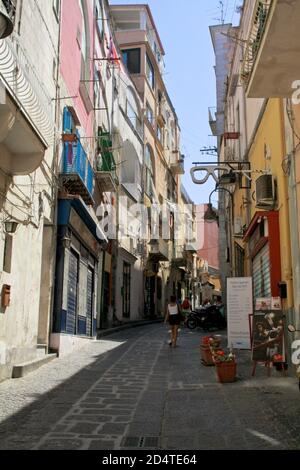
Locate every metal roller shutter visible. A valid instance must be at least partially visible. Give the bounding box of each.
[86,267,94,337]
[253,243,271,300]
[66,250,79,334]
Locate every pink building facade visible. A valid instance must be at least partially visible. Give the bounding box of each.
[196,204,219,270]
[60,0,95,136]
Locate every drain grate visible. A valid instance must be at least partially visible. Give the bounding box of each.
[143,437,159,448]
[122,436,159,448]
[122,437,140,448]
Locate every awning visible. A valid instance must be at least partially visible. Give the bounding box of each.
[58,197,108,245]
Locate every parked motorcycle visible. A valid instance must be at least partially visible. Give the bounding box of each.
[186,305,226,331]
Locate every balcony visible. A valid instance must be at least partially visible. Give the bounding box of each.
[95,132,117,192]
[185,239,198,254]
[242,0,300,97]
[170,152,185,175]
[0,93,45,175]
[148,239,169,261]
[171,244,185,268]
[157,98,168,126]
[208,107,217,136]
[60,138,94,205]
[0,34,53,147]
[110,5,165,75]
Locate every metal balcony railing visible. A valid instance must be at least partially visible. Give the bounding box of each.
[241,0,272,86]
[62,139,94,203]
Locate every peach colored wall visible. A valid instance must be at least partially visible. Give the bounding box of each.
[60,0,94,135]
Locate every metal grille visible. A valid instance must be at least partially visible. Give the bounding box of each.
[122,436,159,448]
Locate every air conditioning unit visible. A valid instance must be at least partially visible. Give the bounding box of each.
[255,175,276,209]
[234,216,244,237]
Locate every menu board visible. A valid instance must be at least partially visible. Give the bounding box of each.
[227,277,253,349]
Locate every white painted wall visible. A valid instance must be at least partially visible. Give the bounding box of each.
[0,1,59,381]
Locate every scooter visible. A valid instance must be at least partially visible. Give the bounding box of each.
[186,305,226,331]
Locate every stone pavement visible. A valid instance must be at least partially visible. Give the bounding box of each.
[0,324,300,450]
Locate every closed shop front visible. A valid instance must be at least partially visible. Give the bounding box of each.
[244,211,281,301]
[52,199,107,349]
[252,243,271,300]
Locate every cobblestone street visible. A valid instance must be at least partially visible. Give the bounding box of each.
[0,324,300,450]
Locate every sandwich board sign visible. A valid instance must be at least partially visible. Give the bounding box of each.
[227,277,253,349]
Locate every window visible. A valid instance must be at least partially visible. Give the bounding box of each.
[53,0,60,19]
[96,0,104,39]
[145,145,154,198]
[235,243,245,277]
[157,123,163,144]
[122,48,141,74]
[146,54,154,89]
[78,0,91,93]
[146,102,154,126]
[126,87,142,136]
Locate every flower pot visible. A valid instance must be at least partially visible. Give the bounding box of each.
[200,344,214,366]
[215,361,237,383]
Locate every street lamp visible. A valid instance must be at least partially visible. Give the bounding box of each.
[204,186,234,224]
[4,221,18,234]
[204,203,219,223]
[0,0,14,39]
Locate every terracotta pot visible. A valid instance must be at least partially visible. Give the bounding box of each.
[200,345,214,366]
[215,361,237,383]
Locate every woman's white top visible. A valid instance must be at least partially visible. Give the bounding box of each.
[168,304,179,315]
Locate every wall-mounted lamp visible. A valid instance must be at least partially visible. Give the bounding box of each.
[4,221,18,234]
[204,203,219,223]
[61,235,71,249]
[218,170,237,186]
[0,0,14,39]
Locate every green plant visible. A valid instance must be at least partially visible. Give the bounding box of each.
[213,349,236,364]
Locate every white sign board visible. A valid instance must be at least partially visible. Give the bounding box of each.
[227,277,253,349]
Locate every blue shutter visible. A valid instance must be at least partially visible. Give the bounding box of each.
[63,107,73,133]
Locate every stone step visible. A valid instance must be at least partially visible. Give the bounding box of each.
[12,354,57,379]
[36,344,48,357]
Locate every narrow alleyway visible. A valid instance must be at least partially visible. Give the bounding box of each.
[0,324,299,450]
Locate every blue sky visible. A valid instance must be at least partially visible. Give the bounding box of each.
[110,0,242,205]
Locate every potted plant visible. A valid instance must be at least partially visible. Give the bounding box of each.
[213,349,237,383]
[200,335,221,366]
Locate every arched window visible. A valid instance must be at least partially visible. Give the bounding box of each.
[126,87,142,136]
[145,145,154,198]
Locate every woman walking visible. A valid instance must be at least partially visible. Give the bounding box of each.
[164,295,182,347]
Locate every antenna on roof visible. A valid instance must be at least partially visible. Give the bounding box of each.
[220,1,225,25]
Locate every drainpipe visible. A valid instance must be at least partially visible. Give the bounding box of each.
[284,99,300,332]
[47,1,62,351]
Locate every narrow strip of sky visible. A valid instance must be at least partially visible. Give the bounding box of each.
[109,0,242,204]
